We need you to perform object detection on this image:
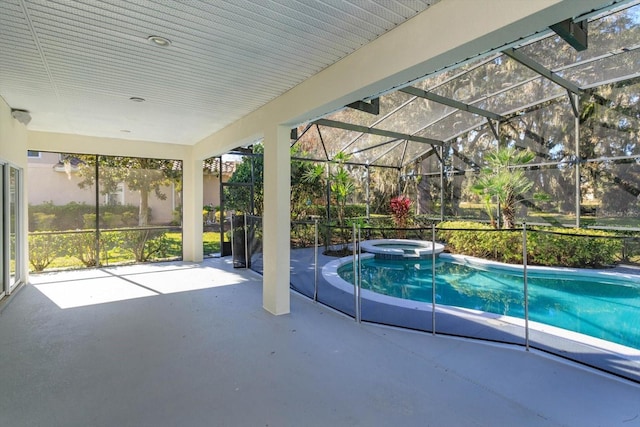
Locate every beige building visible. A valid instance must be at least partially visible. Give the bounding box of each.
[27,151,234,227]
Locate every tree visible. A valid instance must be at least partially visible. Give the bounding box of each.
[330,152,355,226]
[471,147,538,229]
[369,166,400,214]
[223,143,325,220]
[303,151,354,225]
[68,155,180,226]
[579,81,640,216]
[224,146,264,215]
[290,155,324,221]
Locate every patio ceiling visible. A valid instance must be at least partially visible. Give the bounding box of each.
[293,0,640,169]
[0,0,437,145]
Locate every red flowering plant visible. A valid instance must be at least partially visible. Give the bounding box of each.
[390,195,412,231]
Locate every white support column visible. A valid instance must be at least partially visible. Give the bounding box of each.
[263,125,291,315]
[182,152,203,262]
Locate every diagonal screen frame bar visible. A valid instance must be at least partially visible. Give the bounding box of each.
[313,118,443,147]
[399,86,505,121]
[503,48,582,94]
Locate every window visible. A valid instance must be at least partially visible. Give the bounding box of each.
[104,182,124,206]
[27,150,41,158]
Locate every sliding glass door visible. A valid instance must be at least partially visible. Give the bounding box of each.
[1,162,22,298]
[0,163,4,297]
[9,166,20,291]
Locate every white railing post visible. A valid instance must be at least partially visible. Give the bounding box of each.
[431,223,437,335]
[523,222,529,351]
[358,224,362,323]
[352,223,359,322]
[314,219,318,302]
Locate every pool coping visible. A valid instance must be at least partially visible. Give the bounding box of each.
[322,253,640,360]
[359,239,445,258]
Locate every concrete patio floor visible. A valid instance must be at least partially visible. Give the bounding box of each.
[1,258,638,427]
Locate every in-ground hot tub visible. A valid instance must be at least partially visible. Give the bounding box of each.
[359,239,444,259]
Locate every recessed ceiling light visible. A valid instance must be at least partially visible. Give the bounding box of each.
[129,97,146,102]
[147,35,171,47]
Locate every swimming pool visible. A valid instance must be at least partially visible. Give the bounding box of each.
[332,254,640,350]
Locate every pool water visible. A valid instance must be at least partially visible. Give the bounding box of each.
[338,257,640,350]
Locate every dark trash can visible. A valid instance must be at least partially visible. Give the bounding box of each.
[232,214,250,268]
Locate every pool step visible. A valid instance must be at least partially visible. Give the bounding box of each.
[403,253,420,258]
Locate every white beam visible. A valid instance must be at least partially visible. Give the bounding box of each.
[27,131,188,160]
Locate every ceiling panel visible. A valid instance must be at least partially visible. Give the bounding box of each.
[0,0,437,145]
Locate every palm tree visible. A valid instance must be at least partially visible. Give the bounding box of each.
[471,147,536,229]
[302,151,354,226]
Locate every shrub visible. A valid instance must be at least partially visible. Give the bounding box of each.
[101,212,122,229]
[67,231,99,267]
[98,231,122,264]
[122,211,138,226]
[437,221,623,268]
[171,205,182,226]
[291,222,316,248]
[119,229,170,262]
[29,202,140,231]
[390,195,411,229]
[32,213,55,231]
[527,228,622,267]
[83,213,96,229]
[29,201,89,231]
[28,233,63,271]
[437,221,522,263]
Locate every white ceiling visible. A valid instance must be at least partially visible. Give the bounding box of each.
[0,0,437,145]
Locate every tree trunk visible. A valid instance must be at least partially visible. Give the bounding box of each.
[139,188,149,226]
[501,194,516,229]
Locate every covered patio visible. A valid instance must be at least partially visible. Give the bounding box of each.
[1,259,637,426]
[1,0,640,424]
[4,0,636,314]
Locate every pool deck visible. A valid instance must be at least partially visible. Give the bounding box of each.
[2,257,639,426]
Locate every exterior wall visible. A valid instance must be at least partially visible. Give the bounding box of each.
[0,99,27,167]
[0,97,29,283]
[127,183,178,225]
[28,152,94,206]
[27,153,180,225]
[203,161,236,211]
[203,174,221,208]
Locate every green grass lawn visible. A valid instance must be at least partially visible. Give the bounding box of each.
[527,212,640,228]
[29,230,223,273]
[163,231,222,255]
[202,231,222,255]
